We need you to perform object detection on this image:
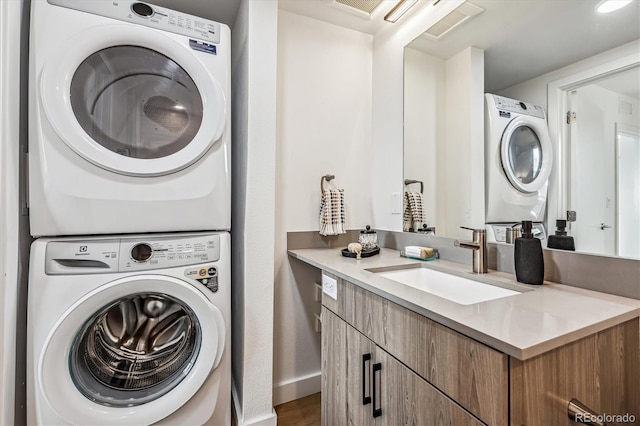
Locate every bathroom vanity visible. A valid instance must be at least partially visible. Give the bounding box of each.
[288,247,640,426]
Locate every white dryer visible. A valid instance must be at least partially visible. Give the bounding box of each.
[29,1,230,237]
[27,232,230,425]
[485,94,553,224]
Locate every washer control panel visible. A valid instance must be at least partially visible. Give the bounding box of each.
[491,95,545,119]
[120,234,220,271]
[47,0,222,44]
[45,234,221,275]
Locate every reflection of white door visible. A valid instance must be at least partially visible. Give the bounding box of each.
[567,88,615,256]
[616,124,640,258]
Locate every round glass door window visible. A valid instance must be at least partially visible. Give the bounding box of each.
[506,126,543,185]
[69,293,201,407]
[70,46,203,159]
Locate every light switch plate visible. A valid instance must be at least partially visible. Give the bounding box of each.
[391,192,402,214]
[322,273,338,300]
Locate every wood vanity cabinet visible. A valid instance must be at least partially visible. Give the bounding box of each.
[321,307,482,426]
[321,273,640,426]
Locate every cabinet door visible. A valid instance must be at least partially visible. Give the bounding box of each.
[374,346,483,426]
[321,306,348,426]
[346,320,376,425]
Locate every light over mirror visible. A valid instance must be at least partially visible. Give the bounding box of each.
[402,0,640,258]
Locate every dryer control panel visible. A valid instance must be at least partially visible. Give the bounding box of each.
[492,95,546,119]
[47,0,222,44]
[45,234,221,275]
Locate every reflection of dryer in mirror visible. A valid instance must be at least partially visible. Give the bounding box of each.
[29,1,230,237]
[484,94,553,225]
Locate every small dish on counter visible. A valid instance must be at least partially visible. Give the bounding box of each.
[341,246,380,258]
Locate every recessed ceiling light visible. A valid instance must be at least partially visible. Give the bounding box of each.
[596,0,632,13]
[384,0,419,23]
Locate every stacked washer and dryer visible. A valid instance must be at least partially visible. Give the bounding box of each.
[27,1,231,424]
[484,94,553,245]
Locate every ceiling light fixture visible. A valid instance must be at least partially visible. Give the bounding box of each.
[384,0,419,23]
[596,0,632,13]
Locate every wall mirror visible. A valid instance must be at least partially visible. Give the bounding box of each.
[402,0,640,256]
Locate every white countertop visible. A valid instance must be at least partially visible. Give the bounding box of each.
[288,247,640,360]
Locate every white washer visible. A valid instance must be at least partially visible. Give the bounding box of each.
[29,1,230,237]
[27,232,230,425]
[485,94,553,224]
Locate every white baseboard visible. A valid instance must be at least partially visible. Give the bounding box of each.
[272,371,321,406]
[232,382,277,426]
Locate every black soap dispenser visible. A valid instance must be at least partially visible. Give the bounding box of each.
[514,220,544,285]
[547,220,575,251]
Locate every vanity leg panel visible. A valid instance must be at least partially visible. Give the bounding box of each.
[320,306,348,425]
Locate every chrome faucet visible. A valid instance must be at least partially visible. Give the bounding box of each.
[454,226,488,274]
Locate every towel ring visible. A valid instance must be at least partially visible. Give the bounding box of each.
[320,174,335,192]
[404,179,424,194]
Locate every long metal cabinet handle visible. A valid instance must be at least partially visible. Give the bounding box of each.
[568,398,607,426]
[372,362,382,418]
[362,353,371,405]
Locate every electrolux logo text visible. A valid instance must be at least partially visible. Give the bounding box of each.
[75,245,90,256]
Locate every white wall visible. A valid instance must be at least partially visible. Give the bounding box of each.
[441,47,485,238]
[403,48,444,229]
[403,46,485,239]
[371,0,465,232]
[273,9,373,405]
[231,0,278,424]
[0,1,22,424]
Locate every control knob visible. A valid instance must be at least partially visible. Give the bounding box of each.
[132,2,154,17]
[131,243,153,262]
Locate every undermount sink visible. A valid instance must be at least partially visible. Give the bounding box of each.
[366,264,524,305]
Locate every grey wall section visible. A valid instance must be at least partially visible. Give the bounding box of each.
[231,0,278,424]
[0,1,22,423]
[16,1,32,424]
[0,0,30,424]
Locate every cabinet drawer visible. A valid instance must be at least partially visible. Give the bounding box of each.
[377,344,484,426]
[326,277,508,425]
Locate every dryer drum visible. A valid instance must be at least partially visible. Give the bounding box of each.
[69,45,204,160]
[69,293,202,407]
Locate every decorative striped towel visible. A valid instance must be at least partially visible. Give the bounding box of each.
[403,191,426,232]
[319,189,346,236]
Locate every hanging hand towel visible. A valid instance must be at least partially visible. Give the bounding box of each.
[403,191,426,232]
[319,189,346,236]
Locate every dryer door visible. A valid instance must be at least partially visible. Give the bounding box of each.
[39,25,226,177]
[38,275,225,425]
[500,117,553,193]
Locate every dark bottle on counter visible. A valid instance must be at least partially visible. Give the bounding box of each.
[547,219,575,251]
[514,220,544,285]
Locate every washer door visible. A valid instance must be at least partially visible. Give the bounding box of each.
[500,117,552,193]
[39,275,225,425]
[39,25,226,177]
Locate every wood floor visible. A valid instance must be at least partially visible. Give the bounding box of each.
[275,393,321,426]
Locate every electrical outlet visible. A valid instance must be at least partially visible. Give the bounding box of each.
[322,273,337,300]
